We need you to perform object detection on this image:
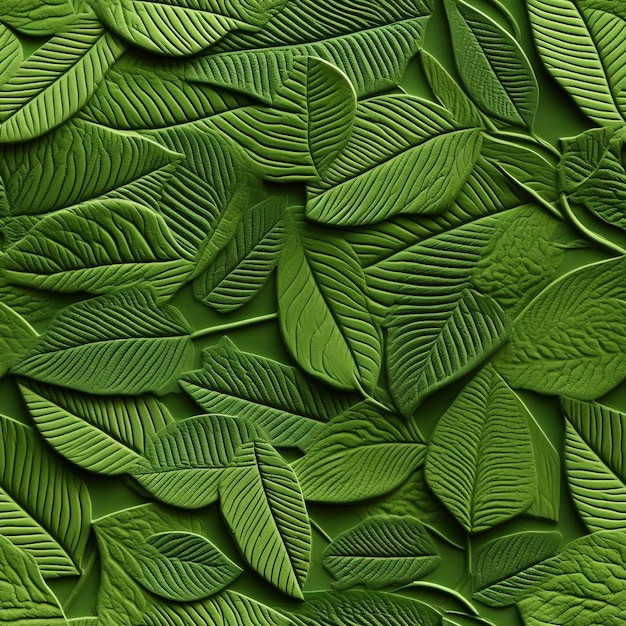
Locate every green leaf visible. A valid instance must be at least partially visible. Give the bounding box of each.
[79,63,249,130]
[527,0,626,124]
[209,56,356,181]
[0,25,22,86]
[180,337,357,450]
[277,215,382,392]
[220,441,311,599]
[91,0,287,56]
[134,531,242,601]
[425,365,536,534]
[0,303,37,378]
[495,257,626,399]
[293,590,441,626]
[563,397,626,531]
[292,403,425,503]
[134,414,259,509]
[0,119,180,217]
[0,0,88,35]
[445,0,538,127]
[14,288,194,395]
[306,95,482,226]
[322,515,439,589]
[473,531,561,607]
[194,199,285,312]
[0,19,124,143]
[0,535,67,625]
[1,199,193,300]
[19,381,173,475]
[0,414,91,578]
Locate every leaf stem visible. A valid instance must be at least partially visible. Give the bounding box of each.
[190,312,279,340]
[560,193,626,255]
[493,129,561,160]
[466,535,473,579]
[421,522,465,550]
[400,581,480,616]
[310,517,333,543]
[63,542,98,615]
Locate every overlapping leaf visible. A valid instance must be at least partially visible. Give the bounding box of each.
[0,25,22,87]
[0,0,89,35]
[0,302,37,377]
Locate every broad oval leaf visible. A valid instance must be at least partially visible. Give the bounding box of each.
[135,531,242,601]
[322,515,440,589]
[291,403,426,503]
[219,441,311,599]
[0,414,91,578]
[134,414,260,509]
[0,302,37,378]
[425,365,536,534]
[13,288,194,395]
[19,381,173,476]
[0,19,125,143]
[0,0,88,35]
[495,257,626,399]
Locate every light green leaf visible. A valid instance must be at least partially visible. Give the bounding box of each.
[220,441,311,599]
[277,215,382,392]
[194,199,285,312]
[0,414,91,578]
[563,397,626,531]
[14,288,194,395]
[425,365,536,533]
[0,535,67,625]
[209,56,356,181]
[306,95,482,226]
[527,0,626,124]
[292,403,425,503]
[0,302,37,377]
[495,257,626,399]
[323,515,439,589]
[1,199,193,300]
[0,19,124,143]
[0,25,22,87]
[68,619,97,626]
[91,0,287,56]
[0,0,89,35]
[19,381,173,475]
[473,531,561,607]
[180,337,357,450]
[445,0,538,127]
[134,414,259,509]
[134,531,242,601]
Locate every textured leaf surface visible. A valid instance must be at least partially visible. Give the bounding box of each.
[0,0,87,35]
[134,415,259,509]
[292,403,425,503]
[425,365,536,533]
[220,441,311,599]
[180,337,356,449]
[323,515,439,589]
[0,303,37,377]
[14,288,194,395]
[0,25,22,86]
[19,381,173,475]
[0,19,124,143]
[495,257,626,399]
[135,531,242,601]
[0,414,91,578]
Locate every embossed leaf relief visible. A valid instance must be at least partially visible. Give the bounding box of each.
[0,0,625,624]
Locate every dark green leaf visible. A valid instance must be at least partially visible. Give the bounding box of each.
[0,303,37,377]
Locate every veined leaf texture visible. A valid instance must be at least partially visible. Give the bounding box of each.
[0,0,624,623]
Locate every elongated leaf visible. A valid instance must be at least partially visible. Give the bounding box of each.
[0,535,67,625]
[209,56,356,181]
[0,302,37,377]
[445,0,538,127]
[306,95,482,226]
[277,215,381,392]
[527,0,626,124]
[0,25,22,87]
[194,199,284,312]
[323,515,439,589]
[473,531,561,606]
[495,257,626,399]
[425,365,536,533]
[0,19,124,143]
[292,403,425,503]
[0,414,91,578]
[1,199,192,300]
[19,381,173,475]
[135,531,242,601]
[563,397,626,531]
[0,0,88,35]
[180,337,357,450]
[220,441,311,599]
[14,288,194,395]
[92,0,287,56]
[134,415,259,509]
